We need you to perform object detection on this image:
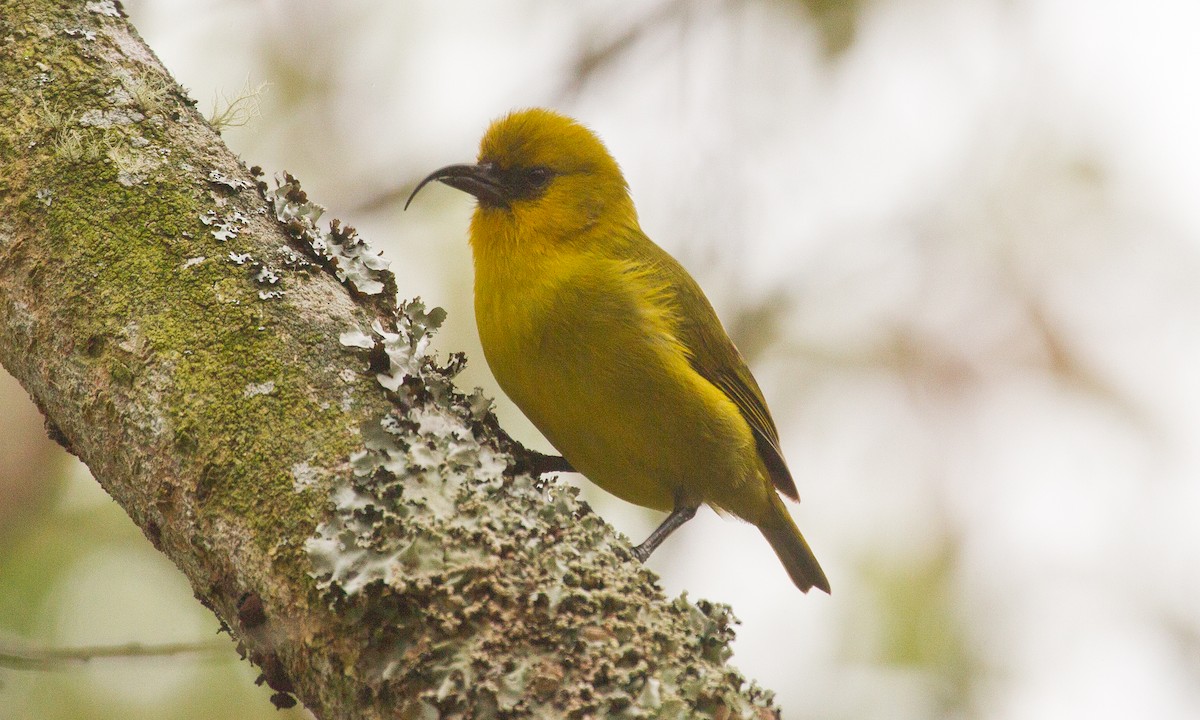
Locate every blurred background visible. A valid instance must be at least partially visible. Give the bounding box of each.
[3,0,1199,717]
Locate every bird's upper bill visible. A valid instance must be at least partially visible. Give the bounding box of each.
[405,163,508,210]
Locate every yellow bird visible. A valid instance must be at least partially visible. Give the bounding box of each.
[407,108,829,594]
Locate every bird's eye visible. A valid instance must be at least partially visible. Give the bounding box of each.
[525,166,553,188]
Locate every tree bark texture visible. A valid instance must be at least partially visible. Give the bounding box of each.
[0,2,781,718]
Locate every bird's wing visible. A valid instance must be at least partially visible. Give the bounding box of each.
[630,238,800,502]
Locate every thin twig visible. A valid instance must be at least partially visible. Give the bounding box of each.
[0,638,231,672]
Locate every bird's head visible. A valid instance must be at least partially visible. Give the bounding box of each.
[407,108,637,242]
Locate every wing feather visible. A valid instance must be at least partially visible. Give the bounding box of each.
[626,236,800,501]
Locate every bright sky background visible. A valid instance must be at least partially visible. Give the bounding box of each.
[3,1,1199,718]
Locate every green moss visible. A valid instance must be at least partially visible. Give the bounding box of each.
[107,359,133,387]
[35,161,336,550]
[2,2,358,573]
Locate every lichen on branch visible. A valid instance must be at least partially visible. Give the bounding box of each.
[0,2,783,718]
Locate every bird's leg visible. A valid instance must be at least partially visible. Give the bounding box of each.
[631,495,698,563]
[525,450,575,475]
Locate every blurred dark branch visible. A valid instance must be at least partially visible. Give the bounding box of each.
[360,0,870,217]
[1021,293,1154,429]
[724,287,791,363]
[557,0,694,102]
[794,0,867,57]
[767,281,1150,431]
[557,0,865,106]
[0,637,229,672]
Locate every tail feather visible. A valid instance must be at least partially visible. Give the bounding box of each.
[759,495,830,594]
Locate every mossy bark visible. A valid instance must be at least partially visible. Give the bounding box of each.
[0,2,782,718]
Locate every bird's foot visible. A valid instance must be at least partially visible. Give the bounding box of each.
[524,450,575,476]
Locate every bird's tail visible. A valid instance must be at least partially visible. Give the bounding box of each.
[759,494,830,594]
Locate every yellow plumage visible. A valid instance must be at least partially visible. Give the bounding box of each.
[408,108,829,594]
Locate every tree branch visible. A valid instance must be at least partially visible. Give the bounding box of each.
[0,636,230,672]
[0,1,781,717]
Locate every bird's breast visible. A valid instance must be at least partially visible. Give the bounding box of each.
[471,250,759,513]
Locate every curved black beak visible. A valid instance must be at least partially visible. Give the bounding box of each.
[405,162,506,210]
